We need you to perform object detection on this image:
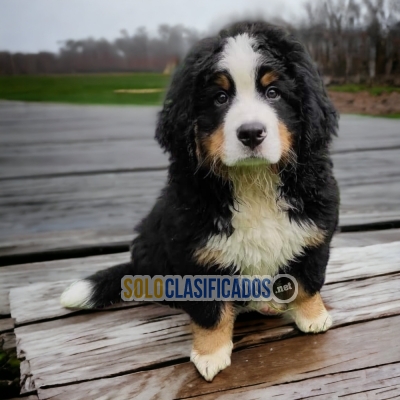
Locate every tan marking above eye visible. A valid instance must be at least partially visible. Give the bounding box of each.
[261,71,279,87]
[214,74,230,91]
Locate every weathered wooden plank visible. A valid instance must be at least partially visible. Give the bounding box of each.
[37,316,400,400]
[0,253,129,315]
[332,228,400,247]
[11,271,400,388]
[0,228,132,257]
[9,281,142,324]
[333,114,400,153]
[1,148,400,255]
[195,363,400,400]
[325,241,400,284]
[16,304,191,389]
[0,170,166,244]
[333,148,400,187]
[0,331,16,351]
[2,225,400,264]
[0,140,168,179]
[1,101,399,154]
[0,102,159,145]
[0,317,14,333]
[0,103,168,179]
[3,241,400,318]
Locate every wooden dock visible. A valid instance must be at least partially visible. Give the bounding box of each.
[1,101,400,399]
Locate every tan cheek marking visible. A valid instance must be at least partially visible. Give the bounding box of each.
[201,126,225,164]
[191,302,235,356]
[215,74,230,91]
[261,71,278,87]
[290,286,328,322]
[278,121,293,158]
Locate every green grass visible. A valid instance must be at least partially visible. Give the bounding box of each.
[370,113,400,119]
[329,84,400,96]
[0,346,20,398]
[0,73,170,105]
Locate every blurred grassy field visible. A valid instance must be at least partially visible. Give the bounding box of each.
[1,75,400,117]
[0,73,169,105]
[329,84,400,96]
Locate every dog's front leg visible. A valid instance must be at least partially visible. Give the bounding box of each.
[190,302,235,381]
[289,287,332,333]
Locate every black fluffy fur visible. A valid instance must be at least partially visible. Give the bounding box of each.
[83,21,339,329]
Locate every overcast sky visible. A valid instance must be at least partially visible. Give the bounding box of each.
[0,0,306,53]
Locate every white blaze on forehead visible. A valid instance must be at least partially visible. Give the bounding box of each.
[218,33,260,94]
[217,33,282,166]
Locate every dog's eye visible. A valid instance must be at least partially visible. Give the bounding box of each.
[266,87,280,100]
[215,91,228,105]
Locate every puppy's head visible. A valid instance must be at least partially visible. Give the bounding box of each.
[156,21,337,174]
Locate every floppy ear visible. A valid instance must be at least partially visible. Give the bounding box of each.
[287,38,338,153]
[155,60,196,160]
[156,37,221,164]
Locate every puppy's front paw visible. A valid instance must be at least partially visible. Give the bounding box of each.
[190,341,233,381]
[294,309,333,333]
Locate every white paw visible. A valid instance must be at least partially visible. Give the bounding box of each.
[294,309,333,333]
[190,341,233,381]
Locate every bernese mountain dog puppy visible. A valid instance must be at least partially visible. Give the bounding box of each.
[61,21,339,382]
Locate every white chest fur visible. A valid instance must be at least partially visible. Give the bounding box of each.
[197,172,323,276]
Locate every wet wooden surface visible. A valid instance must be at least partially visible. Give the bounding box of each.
[9,243,400,392]
[2,102,400,258]
[1,101,400,399]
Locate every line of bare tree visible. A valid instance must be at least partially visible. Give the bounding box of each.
[1,0,399,83]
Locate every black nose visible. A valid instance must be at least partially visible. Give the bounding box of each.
[237,122,267,150]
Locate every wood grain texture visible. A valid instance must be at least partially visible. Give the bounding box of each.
[9,280,142,325]
[11,269,400,388]
[4,225,399,261]
[0,253,130,315]
[0,228,132,257]
[1,102,399,157]
[331,228,400,247]
[325,241,400,283]
[332,114,400,153]
[0,140,167,180]
[37,315,400,400]
[0,331,16,351]
[1,102,400,255]
[195,363,400,400]
[15,304,192,389]
[0,102,167,179]
[3,241,400,318]
[1,151,400,255]
[0,317,14,333]
[0,170,166,242]
[0,102,160,145]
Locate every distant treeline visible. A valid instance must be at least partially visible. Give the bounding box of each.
[1,0,400,83]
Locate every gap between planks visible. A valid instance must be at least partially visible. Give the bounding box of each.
[36,316,400,400]
[6,241,400,321]
[8,241,400,393]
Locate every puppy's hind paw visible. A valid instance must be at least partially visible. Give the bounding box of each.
[190,341,233,382]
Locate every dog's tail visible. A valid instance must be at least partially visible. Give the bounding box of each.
[60,261,134,309]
